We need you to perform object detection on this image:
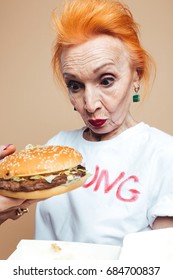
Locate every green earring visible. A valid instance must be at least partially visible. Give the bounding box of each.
[133,83,140,102]
[133,94,140,102]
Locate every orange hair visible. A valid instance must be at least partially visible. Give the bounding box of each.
[52,0,155,94]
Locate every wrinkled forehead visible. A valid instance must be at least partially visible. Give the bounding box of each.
[60,35,131,74]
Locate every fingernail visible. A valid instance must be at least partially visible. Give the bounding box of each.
[3,144,13,150]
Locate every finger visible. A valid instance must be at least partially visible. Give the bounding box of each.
[19,199,41,208]
[0,195,25,211]
[0,144,16,159]
[22,198,46,206]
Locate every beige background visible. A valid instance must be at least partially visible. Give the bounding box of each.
[0,0,173,259]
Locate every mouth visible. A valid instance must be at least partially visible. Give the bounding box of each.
[88,119,107,128]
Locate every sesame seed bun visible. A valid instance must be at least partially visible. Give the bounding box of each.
[0,145,82,179]
[0,145,88,199]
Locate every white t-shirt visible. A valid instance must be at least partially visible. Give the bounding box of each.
[35,123,173,245]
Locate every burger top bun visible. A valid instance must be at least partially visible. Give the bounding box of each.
[0,145,83,179]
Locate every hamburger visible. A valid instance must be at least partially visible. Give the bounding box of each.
[0,145,89,199]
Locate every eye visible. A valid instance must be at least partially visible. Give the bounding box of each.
[66,80,84,93]
[100,76,115,87]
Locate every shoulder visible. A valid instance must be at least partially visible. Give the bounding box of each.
[141,124,173,165]
[145,124,173,146]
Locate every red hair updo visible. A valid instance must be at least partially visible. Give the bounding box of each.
[52,0,154,95]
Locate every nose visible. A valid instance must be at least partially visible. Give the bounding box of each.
[84,86,101,113]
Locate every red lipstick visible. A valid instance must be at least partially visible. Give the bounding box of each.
[88,119,107,127]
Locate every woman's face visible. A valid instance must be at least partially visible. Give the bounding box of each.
[61,35,139,139]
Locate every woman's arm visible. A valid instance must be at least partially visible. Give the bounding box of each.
[0,196,27,225]
[152,216,173,229]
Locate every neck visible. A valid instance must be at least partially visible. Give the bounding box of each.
[87,129,103,141]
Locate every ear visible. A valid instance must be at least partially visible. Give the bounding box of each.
[133,68,140,82]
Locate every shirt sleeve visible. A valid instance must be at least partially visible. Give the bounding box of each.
[148,194,173,227]
[147,145,173,227]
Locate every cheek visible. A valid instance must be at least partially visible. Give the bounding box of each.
[68,95,75,106]
[102,92,123,111]
[102,87,132,114]
[111,81,133,103]
[68,93,78,105]
[68,94,84,111]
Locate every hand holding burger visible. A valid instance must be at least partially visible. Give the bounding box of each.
[0,144,88,200]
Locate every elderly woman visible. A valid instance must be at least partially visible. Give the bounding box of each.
[1,0,173,244]
[34,0,173,245]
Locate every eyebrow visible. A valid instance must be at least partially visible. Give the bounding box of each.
[63,73,76,79]
[93,62,115,73]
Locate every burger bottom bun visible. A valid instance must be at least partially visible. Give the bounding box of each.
[0,174,89,200]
